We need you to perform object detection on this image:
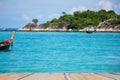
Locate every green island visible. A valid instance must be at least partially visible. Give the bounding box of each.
[19,9,120,32]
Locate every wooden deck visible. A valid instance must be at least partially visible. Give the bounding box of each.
[0,73,120,80]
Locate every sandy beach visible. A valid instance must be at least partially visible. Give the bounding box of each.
[0,73,120,80]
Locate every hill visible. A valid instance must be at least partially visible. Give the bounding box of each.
[20,9,120,31]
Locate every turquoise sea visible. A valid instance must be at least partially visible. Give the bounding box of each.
[0,32,120,73]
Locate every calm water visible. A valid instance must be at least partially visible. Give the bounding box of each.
[0,32,120,73]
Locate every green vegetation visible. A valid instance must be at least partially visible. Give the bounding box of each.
[32,18,38,24]
[41,9,120,29]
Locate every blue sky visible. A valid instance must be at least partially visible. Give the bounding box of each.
[0,0,120,28]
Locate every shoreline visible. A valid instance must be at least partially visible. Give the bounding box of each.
[0,30,120,32]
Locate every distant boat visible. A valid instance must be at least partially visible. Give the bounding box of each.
[86,30,93,33]
[85,25,96,34]
[86,28,93,33]
[0,31,15,50]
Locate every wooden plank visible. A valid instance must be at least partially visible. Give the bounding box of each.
[68,73,86,80]
[0,73,29,80]
[0,73,119,80]
[87,73,110,80]
[96,73,120,80]
[20,73,65,80]
[68,73,110,80]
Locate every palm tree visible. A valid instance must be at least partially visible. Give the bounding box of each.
[32,18,38,25]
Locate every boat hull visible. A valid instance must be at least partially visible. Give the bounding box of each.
[86,31,93,33]
[0,31,15,50]
[0,39,12,50]
[0,44,10,50]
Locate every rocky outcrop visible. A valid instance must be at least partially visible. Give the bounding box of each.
[19,22,68,31]
[57,22,68,29]
[22,23,37,30]
[96,19,120,31]
[19,19,120,32]
[19,23,37,31]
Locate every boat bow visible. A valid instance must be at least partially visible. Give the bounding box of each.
[0,31,16,50]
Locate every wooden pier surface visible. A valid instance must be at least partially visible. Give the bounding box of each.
[0,73,120,80]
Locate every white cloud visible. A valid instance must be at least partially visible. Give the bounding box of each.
[22,15,31,20]
[98,0,113,11]
[22,15,43,21]
[35,15,43,19]
[48,13,60,20]
[12,15,43,22]
[70,6,88,14]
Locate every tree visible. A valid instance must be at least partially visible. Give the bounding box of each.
[32,18,38,25]
[41,9,119,30]
[107,10,116,19]
[62,12,66,16]
[73,11,81,20]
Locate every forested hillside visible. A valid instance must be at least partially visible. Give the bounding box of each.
[41,9,120,30]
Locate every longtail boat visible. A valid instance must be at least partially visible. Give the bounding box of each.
[86,30,93,33]
[0,31,15,50]
[86,28,93,34]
